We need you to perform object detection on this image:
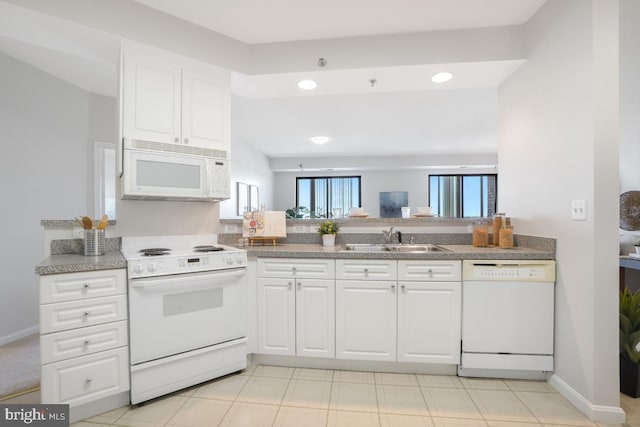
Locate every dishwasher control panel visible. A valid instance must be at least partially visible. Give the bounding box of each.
[462,260,555,282]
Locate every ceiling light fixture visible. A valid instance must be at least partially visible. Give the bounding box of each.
[431,72,453,83]
[297,79,317,90]
[310,136,330,144]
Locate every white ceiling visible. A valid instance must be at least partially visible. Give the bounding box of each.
[0,0,547,159]
[131,0,545,44]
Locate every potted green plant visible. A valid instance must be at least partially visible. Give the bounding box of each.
[317,220,339,247]
[620,288,640,397]
[286,206,309,218]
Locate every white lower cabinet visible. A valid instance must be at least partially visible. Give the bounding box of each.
[397,261,462,364]
[41,347,129,407]
[397,281,461,364]
[335,259,461,364]
[257,259,335,358]
[39,269,129,417]
[335,280,397,361]
[256,257,462,365]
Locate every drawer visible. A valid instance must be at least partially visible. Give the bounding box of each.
[41,347,129,406]
[41,321,128,364]
[40,295,127,334]
[258,258,335,279]
[40,269,126,304]
[398,260,461,282]
[336,260,397,280]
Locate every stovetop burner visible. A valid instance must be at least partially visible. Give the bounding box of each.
[139,248,172,257]
[193,245,224,253]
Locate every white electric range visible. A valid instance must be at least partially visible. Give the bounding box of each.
[121,234,248,404]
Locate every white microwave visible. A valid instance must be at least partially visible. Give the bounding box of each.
[122,148,230,201]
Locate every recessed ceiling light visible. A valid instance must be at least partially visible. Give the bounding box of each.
[297,79,317,90]
[431,72,453,83]
[310,136,330,144]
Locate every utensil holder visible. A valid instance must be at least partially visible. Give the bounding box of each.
[84,229,105,256]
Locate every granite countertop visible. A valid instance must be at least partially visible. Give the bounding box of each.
[35,251,126,275]
[243,243,555,260]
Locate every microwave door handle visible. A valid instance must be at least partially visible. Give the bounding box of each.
[131,269,246,291]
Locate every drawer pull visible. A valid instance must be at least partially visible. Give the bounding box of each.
[288,281,293,290]
[401,284,406,291]
[83,339,90,345]
[85,378,93,384]
[391,284,396,290]
[83,283,89,289]
[83,311,90,317]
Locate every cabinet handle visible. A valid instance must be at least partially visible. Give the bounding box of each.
[364,268,369,277]
[85,378,93,384]
[297,282,301,289]
[427,268,433,276]
[292,267,297,275]
[83,311,90,317]
[174,137,179,143]
[288,281,293,290]
[82,283,89,289]
[184,137,189,144]
[391,284,396,290]
[83,339,90,345]
[401,284,406,291]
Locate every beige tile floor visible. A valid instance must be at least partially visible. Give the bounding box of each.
[69,364,640,427]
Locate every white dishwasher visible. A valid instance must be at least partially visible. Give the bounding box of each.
[459,259,555,379]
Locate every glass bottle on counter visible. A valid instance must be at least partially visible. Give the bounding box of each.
[499,225,514,248]
[492,213,505,246]
[472,222,489,247]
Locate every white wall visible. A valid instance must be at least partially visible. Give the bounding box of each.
[619,0,640,193]
[0,52,90,342]
[498,0,621,421]
[219,136,274,218]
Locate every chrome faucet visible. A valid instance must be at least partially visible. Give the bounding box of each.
[382,227,395,244]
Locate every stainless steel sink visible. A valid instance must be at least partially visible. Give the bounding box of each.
[342,244,389,252]
[342,243,450,253]
[385,244,450,253]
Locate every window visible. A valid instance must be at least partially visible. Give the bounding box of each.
[296,176,361,217]
[428,174,497,218]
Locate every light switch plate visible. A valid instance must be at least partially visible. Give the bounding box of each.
[571,199,587,221]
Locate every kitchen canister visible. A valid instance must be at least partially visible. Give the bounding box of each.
[84,229,105,256]
[472,222,489,247]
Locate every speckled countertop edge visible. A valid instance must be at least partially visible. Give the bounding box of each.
[35,252,126,275]
[241,243,555,260]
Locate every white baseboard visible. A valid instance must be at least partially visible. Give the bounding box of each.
[548,374,626,424]
[0,325,39,346]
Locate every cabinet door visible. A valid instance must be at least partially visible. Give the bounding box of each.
[336,260,396,281]
[398,260,461,282]
[41,347,129,407]
[336,280,396,361]
[40,269,126,304]
[257,278,295,355]
[397,281,461,364]
[296,279,335,358]
[40,295,128,334]
[122,51,181,145]
[182,69,230,151]
[258,258,335,279]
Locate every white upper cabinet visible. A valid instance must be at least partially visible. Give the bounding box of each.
[122,44,230,153]
[181,70,230,150]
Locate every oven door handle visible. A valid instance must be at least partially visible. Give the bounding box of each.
[130,268,246,290]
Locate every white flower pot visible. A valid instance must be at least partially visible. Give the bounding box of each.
[322,234,336,247]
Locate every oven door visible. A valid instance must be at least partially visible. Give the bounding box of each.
[129,268,247,365]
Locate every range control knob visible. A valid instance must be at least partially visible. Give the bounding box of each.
[148,263,157,273]
[236,254,244,264]
[226,257,233,265]
[133,263,144,275]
